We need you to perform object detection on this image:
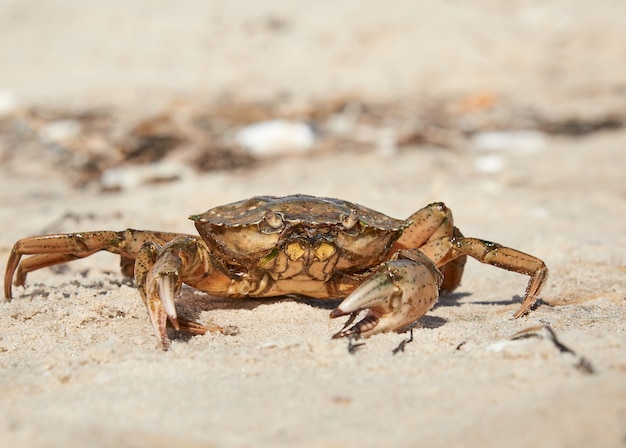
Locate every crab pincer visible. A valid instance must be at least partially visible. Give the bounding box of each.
[331,250,443,339]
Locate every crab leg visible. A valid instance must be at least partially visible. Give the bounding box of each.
[4,229,186,299]
[134,241,170,345]
[393,202,468,293]
[331,250,443,338]
[133,236,232,349]
[422,237,548,318]
[395,202,548,318]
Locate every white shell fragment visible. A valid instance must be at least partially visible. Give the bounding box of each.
[471,130,547,154]
[100,162,192,190]
[39,120,82,144]
[235,120,315,156]
[474,154,505,173]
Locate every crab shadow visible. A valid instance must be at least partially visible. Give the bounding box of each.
[434,291,533,311]
[171,288,535,341]
[175,286,342,315]
[172,286,456,341]
[169,287,347,340]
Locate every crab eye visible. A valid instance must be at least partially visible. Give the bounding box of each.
[342,209,359,231]
[263,210,284,229]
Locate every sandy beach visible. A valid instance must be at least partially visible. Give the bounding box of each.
[1,1,625,447]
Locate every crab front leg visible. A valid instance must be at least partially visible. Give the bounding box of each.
[133,236,235,349]
[331,249,443,338]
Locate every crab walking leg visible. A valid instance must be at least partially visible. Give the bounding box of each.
[455,238,547,317]
[437,254,467,293]
[12,253,86,287]
[419,236,548,318]
[4,230,187,299]
[331,250,443,338]
[393,202,467,293]
[134,236,232,349]
[433,227,467,293]
[395,202,455,248]
[393,202,547,316]
[134,241,170,347]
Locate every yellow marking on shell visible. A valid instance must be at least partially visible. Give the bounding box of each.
[286,242,306,261]
[313,242,336,261]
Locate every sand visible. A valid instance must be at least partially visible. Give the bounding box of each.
[1,1,625,447]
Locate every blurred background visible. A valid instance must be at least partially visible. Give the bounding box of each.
[1,0,625,189]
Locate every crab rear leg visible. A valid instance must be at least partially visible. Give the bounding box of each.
[133,236,233,349]
[4,229,186,299]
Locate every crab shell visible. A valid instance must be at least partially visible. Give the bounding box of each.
[190,195,409,280]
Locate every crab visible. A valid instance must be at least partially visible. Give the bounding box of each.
[4,194,548,349]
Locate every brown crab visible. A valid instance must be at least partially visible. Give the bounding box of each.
[4,194,548,349]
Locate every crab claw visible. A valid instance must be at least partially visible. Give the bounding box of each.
[153,271,181,331]
[143,252,184,348]
[331,251,443,339]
